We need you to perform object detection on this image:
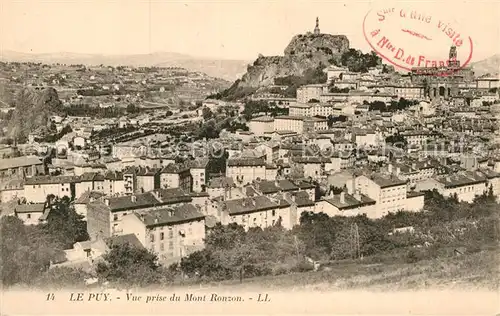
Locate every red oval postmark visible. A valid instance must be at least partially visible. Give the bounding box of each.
[363,5,473,76]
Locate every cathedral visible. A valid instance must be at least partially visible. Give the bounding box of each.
[410,46,475,100]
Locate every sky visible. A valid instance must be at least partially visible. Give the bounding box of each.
[1,0,499,62]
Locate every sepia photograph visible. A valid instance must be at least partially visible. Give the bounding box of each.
[0,0,499,315]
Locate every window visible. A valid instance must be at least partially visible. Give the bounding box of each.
[27,214,31,219]
[272,210,276,216]
[160,243,164,251]
[169,241,173,249]
[150,234,155,243]
[113,214,118,221]
[160,232,164,240]
[168,229,173,238]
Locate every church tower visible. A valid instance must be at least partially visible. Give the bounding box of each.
[448,45,460,68]
[314,17,320,35]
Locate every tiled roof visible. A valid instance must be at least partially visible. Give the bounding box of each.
[369,173,407,188]
[323,193,376,210]
[25,175,79,185]
[220,195,286,216]
[292,191,315,207]
[106,233,144,249]
[104,170,123,180]
[75,190,106,204]
[291,156,330,164]
[14,203,45,213]
[436,171,488,188]
[188,158,210,169]
[90,188,192,213]
[0,156,43,170]
[0,178,24,191]
[135,203,204,227]
[292,179,316,189]
[207,177,234,189]
[251,115,274,122]
[227,157,265,167]
[161,163,190,174]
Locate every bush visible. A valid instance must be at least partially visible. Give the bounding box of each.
[406,249,420,263]
[291,261,314,273]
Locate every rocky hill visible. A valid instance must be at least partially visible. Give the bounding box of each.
[237,32,349,88]
[471,54,500,77]
[7,87,63,141]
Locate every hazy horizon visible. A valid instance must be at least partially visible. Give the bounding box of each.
[1,0,499,62]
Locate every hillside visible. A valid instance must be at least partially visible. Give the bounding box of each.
[7,87,63,141]
[170,247,498,292]
[236,33,349,89]
[0,51,249,81]
[471,54,500,77]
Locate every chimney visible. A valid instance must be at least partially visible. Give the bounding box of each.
[340,192,345,204]
[412,162,416,170]
[154,217,159,224]
[104,198,110,206]
[251,199,256,206]
[328,187,334,198]
[140,214,145,221]
[354,189,361,201]
[131,195,137,203]
[346,179,355,195]
[388,164,393,174]
[396,166,401,176]
[168,210,174,217]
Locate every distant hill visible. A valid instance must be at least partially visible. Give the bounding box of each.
[0,50,249,81]
[471,54,500,77]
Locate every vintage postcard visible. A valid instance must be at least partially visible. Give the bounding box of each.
[0,0,499,315]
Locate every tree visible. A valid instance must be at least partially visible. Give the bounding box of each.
[385,133,408,149]
[0,216,65,287]
[202,107,214,120]
[367,101,387,112]
[43,197,89,249]
[198,119,220,139]
[126,104,138,113]
[340,49,382,73]
[205,223,246,250]
[96,243,163,287]
[289,164,305,179]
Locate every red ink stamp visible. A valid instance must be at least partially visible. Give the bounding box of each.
[363,5,473,77]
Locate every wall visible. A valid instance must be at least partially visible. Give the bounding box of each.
[0,189,24,203]
[17,211,43,225]
[226,165,266,186]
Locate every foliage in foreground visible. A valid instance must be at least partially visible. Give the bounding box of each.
[0,197,89,287]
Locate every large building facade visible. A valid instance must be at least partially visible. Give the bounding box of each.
[410,46,475,100]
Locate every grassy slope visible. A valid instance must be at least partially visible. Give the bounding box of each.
[174,248,499,291]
